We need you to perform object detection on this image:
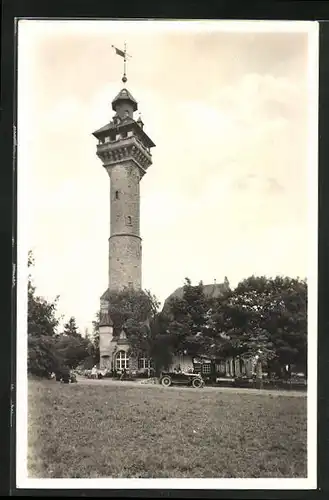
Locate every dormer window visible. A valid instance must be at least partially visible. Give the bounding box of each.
[121,130,128,139]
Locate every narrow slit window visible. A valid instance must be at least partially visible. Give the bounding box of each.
[115,190,119,200]
[127,216,132,226]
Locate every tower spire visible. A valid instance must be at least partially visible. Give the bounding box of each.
[112,42,131,84]
[123,41,127,84]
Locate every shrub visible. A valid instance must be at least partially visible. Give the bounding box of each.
[28,335,60,378]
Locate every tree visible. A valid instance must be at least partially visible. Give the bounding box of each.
[149,312,176,372]
[90,310,100,365]
[210,283,275,362]
[27,251,93,376]
[235,276,307,371]
[162,275,307,377]
[107,287,160,357]
[54,334,92,370]
[54,316,94,369]
[211,275,307,374]
[27,251,62,377]
[91,288,161,369]
[162,278,219,358]
[28,334,60,378]
[63,316,81,337]
[28,251,60,337]
[108,288,159,332]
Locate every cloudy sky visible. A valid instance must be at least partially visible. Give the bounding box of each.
[17,20,318,334]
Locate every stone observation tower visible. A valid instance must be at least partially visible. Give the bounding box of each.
[92,44,156,369]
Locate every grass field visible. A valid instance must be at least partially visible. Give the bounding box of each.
[28,379,307,478]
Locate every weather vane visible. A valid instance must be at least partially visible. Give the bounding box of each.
[111,42,132,84]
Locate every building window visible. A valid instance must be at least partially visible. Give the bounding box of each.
[110,132,116,142]
[202,363,211,374]
[121,130,128,138]
[115,190,119,200]
[216,361,226,373]
[116,351,129,371]
[127,216,132,226]
[138,355,154,370]
[138,354,148,370]
[105,136,110,143]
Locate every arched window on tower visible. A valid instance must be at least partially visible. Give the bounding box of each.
[115,190,119,200]
[127,216,132,226]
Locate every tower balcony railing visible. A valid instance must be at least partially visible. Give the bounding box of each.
[97,135,152,158]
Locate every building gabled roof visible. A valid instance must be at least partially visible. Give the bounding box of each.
[162,283,230,313]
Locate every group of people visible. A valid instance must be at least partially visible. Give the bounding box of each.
[51,368,77,383]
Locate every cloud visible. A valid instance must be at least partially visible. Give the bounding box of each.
[232,174,284,194]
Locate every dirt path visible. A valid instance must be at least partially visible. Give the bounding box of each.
[75,376,306,397]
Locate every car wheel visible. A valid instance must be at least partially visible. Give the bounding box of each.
[192,377,203,388]
[161,375,172,387]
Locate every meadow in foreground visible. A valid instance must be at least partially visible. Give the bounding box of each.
[28,379,307,478]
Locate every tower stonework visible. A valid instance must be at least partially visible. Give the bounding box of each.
[108,161,142,290]
[93,87,155,370]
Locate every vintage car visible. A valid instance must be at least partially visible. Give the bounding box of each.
[160,371,204,388]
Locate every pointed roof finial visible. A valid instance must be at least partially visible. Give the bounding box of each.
[112,42,131,84]
[137,112,144,128]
